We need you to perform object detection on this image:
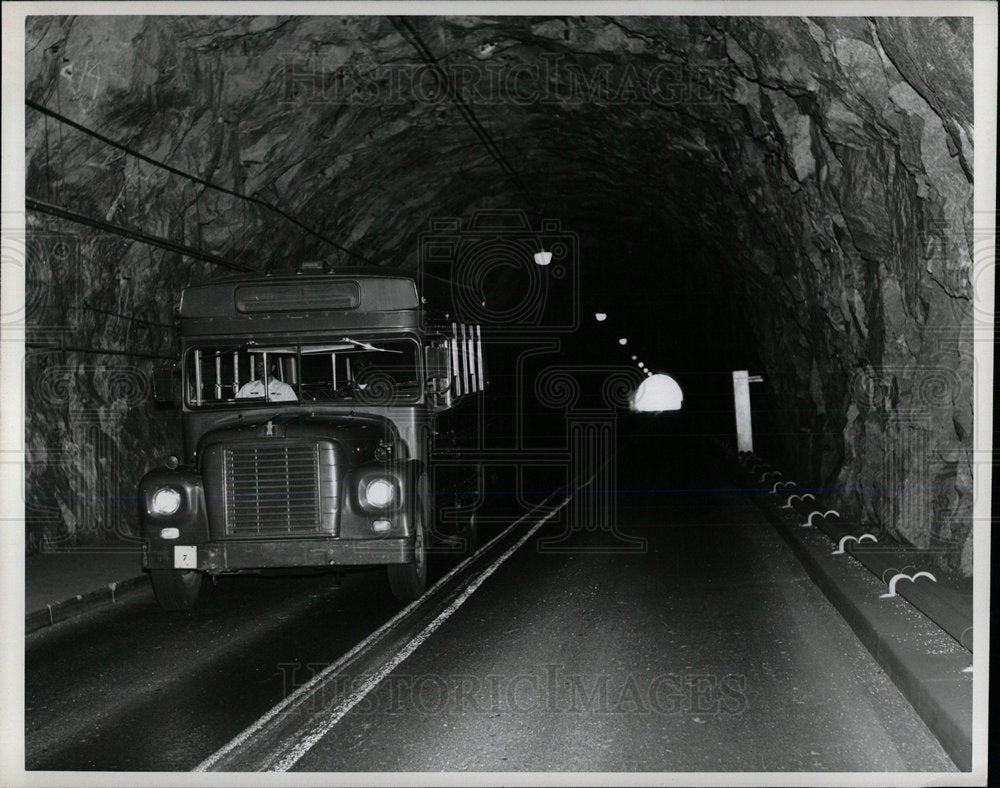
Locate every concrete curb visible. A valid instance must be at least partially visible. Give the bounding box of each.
[760,503,973,771]
[722,447,973,771]
[25,573,150,635]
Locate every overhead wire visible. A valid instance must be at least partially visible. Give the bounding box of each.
[25,98,374,267]
[26,196,253,272]
[25,342,176,360]
[69,304,177,330]
[27,41,535,300]
[389,17,540,217]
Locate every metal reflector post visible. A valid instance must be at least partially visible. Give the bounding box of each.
[732,370,763,452]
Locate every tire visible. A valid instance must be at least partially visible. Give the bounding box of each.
[150,568,202,610]
[387,483,428,602]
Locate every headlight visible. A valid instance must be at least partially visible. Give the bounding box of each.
[151,487,182,515]
[365,478,395,508]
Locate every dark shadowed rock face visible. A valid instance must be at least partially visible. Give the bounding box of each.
[23,16,974,574]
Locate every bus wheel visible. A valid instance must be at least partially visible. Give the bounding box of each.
[388,500,427,602]
[150,569,202,610]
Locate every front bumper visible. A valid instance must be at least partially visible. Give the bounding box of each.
[143,537,412,572]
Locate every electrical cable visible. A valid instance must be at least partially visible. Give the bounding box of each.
[25,342,175,360]
[389,17,540,216]
[26,196,253,272]
[68,305,178,330]
[25,98,374,266]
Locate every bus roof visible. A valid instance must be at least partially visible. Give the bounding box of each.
[179,271,421,335]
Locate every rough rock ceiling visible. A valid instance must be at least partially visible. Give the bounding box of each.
[23,15,975,572]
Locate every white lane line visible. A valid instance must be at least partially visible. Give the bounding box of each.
[269,498,569,772]
[194,494,569,773]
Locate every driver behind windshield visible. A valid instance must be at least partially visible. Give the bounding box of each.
[235,361,297,402]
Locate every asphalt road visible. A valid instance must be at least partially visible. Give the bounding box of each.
[24,426,956,773]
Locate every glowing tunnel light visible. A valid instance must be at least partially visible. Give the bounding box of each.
[618,337,628,346]
[632,373,684,412]
[595,312,607,322]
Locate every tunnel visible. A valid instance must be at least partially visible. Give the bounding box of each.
[11,10,993,779]
[22,14,979,571]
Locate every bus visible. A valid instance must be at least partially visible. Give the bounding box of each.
[138,265,485,609]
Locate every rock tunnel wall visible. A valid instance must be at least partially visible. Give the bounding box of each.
[22,16,975,574]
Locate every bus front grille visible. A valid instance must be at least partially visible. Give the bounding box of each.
[223,443,323,535]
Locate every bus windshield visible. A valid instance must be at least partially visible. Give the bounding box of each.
[185,337,420,406]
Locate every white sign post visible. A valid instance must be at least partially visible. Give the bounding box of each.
[732,370,763,452]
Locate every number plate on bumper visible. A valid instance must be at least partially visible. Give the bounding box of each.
[174,545,198,569]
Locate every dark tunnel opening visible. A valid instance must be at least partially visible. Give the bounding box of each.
[19,13,979,579]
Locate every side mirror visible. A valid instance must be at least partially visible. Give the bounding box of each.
[153,365,181,406]
[424,375,453,395]
[424,344,452,409]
